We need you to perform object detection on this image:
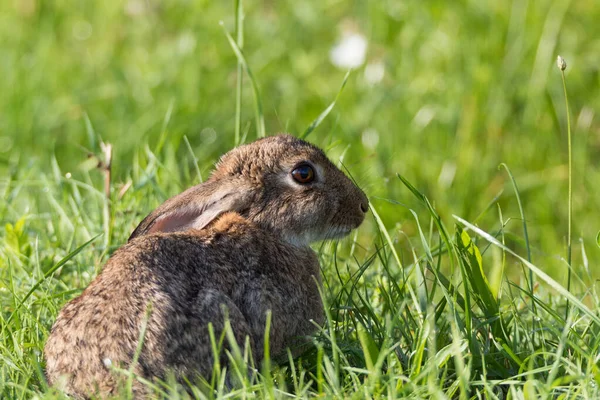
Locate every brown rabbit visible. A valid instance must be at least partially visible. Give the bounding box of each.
[44,134,368,398]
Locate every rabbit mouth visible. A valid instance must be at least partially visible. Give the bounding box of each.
[283,225,353,247]
[321,210,365,240]
[323,225,354,240]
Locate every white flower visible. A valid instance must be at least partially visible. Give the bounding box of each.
[556,55,567,71]
[330,33,368,69]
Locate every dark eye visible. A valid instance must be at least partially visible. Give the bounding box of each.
[291,164,315,184]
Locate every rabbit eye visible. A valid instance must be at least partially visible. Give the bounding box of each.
[291,164,315,184]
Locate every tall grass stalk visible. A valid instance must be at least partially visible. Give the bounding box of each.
[221,22,265,139]
[234,0,244,145]
[557,55,572,316]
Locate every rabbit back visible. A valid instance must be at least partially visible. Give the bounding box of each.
[44,213,323,397]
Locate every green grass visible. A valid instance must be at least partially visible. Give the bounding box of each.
[2,0,600,398]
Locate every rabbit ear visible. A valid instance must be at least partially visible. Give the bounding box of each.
[129,181,253,240]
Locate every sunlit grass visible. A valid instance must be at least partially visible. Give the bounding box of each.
[2,0,600,398]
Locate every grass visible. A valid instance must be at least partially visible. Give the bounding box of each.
[2,0,600,398]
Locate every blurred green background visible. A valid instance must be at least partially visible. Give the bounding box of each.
[1,0,599,281]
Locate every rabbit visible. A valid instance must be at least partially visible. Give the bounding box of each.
[44,134,369,398]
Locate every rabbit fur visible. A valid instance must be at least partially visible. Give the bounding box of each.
[44,134,368,398]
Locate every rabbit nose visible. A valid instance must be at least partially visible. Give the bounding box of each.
[360,201,369,214]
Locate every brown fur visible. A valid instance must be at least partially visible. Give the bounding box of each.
[44,134,368,398]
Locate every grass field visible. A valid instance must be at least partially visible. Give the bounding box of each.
[2,0,600,398]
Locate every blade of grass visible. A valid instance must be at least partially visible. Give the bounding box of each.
[155,99,175,155]
[499,164,532,270]
[126,303,152,398]
[369,204,403,271]
[83,112,98,153]
[262,310,274,398]
[183,135,202,183]
[3,234,101,328]
[221,22,265,139]
[234,0,244,145]
[301,70,351,140]
[454,215,600,326]
[499,163,538,342]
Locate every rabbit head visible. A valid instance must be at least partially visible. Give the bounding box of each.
[130,134,368,246]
